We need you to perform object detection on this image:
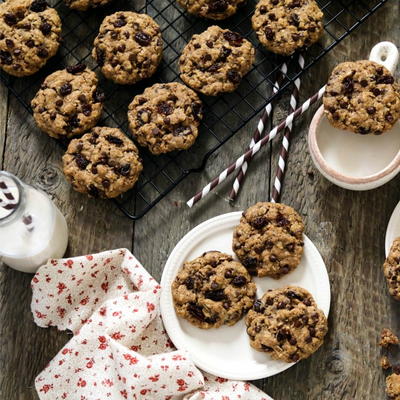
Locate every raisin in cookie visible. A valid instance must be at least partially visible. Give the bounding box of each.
[177,0,246,20]
[387,374,400,400]
[323,60,400,135]
[233,202,304,278]
[383,238,400,300]
[64,0,113,11]
[31,64,104,139]
[172,251,257,329]
[127,82,203,155]
[92,12,163,85]
[62,127,143,198]
[0,0,61,77]
[252,0,323,56]
[179,26,255,96]
[245,286,328,363]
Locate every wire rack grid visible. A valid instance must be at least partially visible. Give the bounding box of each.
[0,0,390,219]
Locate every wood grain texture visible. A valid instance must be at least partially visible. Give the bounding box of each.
[0,1,399,399]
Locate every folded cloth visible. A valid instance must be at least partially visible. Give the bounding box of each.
[31,249,272,400]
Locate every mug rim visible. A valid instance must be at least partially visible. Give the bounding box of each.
[308,105,400,185]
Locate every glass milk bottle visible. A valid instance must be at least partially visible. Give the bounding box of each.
[0,171,68,273]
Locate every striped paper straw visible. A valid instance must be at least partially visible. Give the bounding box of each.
[0,179,34,231]
[187,85,326,208]
[228,70,285,202]
[271,54,305,203]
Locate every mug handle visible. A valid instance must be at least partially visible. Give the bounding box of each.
[369,41,399,73]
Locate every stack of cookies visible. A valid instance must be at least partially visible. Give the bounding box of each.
[0,0,327,200]
[172,202,328,364]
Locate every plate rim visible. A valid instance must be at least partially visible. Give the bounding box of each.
[160,211,331,380]
[385,201,400,256]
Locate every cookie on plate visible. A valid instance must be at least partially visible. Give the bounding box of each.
[387,373,400,400]
[62,127,143,198]
[245,286,328,363]
[383,238,400,300]
[92,12,163,85]
[31,64,104,139]
[233,202,304,278]
[323,60,400,135]
[251,0,323,56]
[172,251,257,329]
[127,82,203,155]
[64,0,113,11]
[179,25,255,96]
[0,0,62,77]
[177,0,246,20]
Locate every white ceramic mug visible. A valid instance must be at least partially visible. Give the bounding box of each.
[308,42,400,191]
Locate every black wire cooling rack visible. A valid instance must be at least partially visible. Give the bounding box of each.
[0,0,390,219]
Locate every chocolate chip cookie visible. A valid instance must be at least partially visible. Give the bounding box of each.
[323,60,400,135]
[245,286,328,363]
[64,0,113,11]
[92,12,163,85]
[383,238,400,301]
[0,0,61,77]
[252,0,323,56]
[387,373,400,400]
[31,64,104,139]
[62,127,143,198]
[233,202,304,278]
[179,26,255,96]
[177,0,246,20]
[127,82,203,155]
[172,251,257,329]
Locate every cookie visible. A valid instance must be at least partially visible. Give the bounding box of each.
[127,82,203,155]
[172,251,257,329]
[380,328,400,347]
[383,238,400,300]
[251,0,323,56]
[64,0,113,11]
[245,286,328,363]
[31,64,104,139]
[62,127,143,198]
[179,26,255,96]
[177,0,246,20]
[0,0,61,77]
[387,374,400,400]
[323,60,400,135]
[233,202,304,278]
[92,12,163,85]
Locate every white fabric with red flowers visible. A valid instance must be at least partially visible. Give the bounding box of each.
[31,249,272,400]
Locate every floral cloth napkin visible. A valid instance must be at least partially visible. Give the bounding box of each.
[31,249,272,400]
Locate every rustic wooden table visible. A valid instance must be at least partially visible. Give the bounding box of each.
[0,1,399,399]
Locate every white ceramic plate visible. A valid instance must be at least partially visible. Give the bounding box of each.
[160,212,331,380]
[386,201,400,256]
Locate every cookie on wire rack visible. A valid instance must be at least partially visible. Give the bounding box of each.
[177,0,246,20]
[251,0,324,56]
[127,82,203,155]
[92,12,163,85]
[31,64,104,139]
[245,286,328,363]
[63,0,113,11]
[233,202,305,278]
[172,251,257,329]
[62,127,143,199]
[179,25,255,96]
[323,60,400,135]
[0,0,62,77]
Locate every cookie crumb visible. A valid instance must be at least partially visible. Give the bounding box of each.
[380,328,399,348]
[381,356,392,370]
[386,373,400,400]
